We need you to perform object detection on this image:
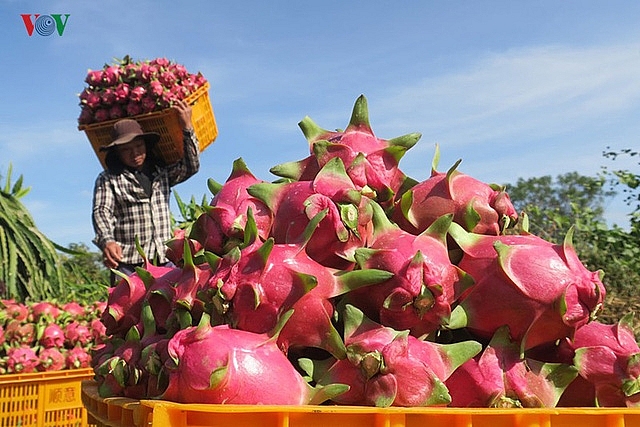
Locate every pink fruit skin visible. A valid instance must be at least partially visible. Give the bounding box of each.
[40,323,66,348]
[392,167,518,236]
[560,318,640,407]
[286,95,419,209]
[6,345,39,373]
[161,323,311,404]
[101,272,148,336]
[318,306,480,407]
[219,239,320,336]
[347,225,464,337]
[450,224,605,350]
[38,347,66,372]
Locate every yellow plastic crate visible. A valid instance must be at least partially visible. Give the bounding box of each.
[81,380,640,427]
[79,83,218,169]
[0,368,94,427]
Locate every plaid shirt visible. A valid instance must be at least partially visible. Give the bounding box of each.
[92,129,200,264]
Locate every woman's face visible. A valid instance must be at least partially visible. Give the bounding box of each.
[116,138,146,169]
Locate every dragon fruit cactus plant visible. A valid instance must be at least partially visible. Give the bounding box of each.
[309,305,481,407]
[446,222,606,351]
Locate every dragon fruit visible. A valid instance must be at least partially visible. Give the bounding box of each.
[161,313,347,404]
[40,323,66,348]
[6,345,39,373]
[63,301,88,318]
[446,223,606,351]
[311,305,481,407]
[101,270,149,336]
[190,158,273,255]
[206,209,391,357]
[249,157,373,269]
[30,301,61,321]
[270,95,420,209]
[344,202,473,337]
[446,326,578,407]
[38,347,66,372]
[391,147,518,236]
[66,346,92,369]
[65,320,92,347]
[4,319,36,346]
[557,314,640,407]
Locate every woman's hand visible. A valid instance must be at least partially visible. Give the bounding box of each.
[174,99,194,131]
[103,241,122,269]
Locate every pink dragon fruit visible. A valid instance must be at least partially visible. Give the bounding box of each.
[40,323,66,348]
[101,269,149,336]
[38,347,67,372]
[6,345,39,373]
[445,326,578,408]
[64,321,92,347]
[164,227,203,265]
[94,339,145,398]
[391,147,518,236]
[2,301,29,322]
[190,158,273,256]
[206,209,390,358]
[66,346,92,369]
[249,157,373,269]
[446,223,606,351]
[311,305,481,407]
[558,314,640,407]
[63,301,87,318]
[4,319,36,346]
[344,202,473,337]
[270,95,420,209]
[30,301,61,321]
[90,318,108,344]
[161,313,347,404]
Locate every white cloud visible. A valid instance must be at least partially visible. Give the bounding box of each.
[375,43,640,146]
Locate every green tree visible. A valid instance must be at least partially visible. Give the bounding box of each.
[59,242,109,304]
[506,172,614,243]
[602,147,640,231]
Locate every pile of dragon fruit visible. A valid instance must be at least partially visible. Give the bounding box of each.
[92,95,639,408]
[0,300,107,374]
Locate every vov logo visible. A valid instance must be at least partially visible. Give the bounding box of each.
[21,14,70,36]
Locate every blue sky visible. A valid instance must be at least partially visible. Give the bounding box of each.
[1,1,639,248]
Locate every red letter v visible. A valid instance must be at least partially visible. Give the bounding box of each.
[20,14,39,36]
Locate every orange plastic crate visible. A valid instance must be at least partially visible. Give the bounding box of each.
[79,83,217,169]
[0,368,94,427]
[81,380,640,427]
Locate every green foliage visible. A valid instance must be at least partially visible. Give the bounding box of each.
[506,172,614,243]
[0,164,65,301]
[58,243,109,305]
[170,186,212,235]
[602,147,640,231]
